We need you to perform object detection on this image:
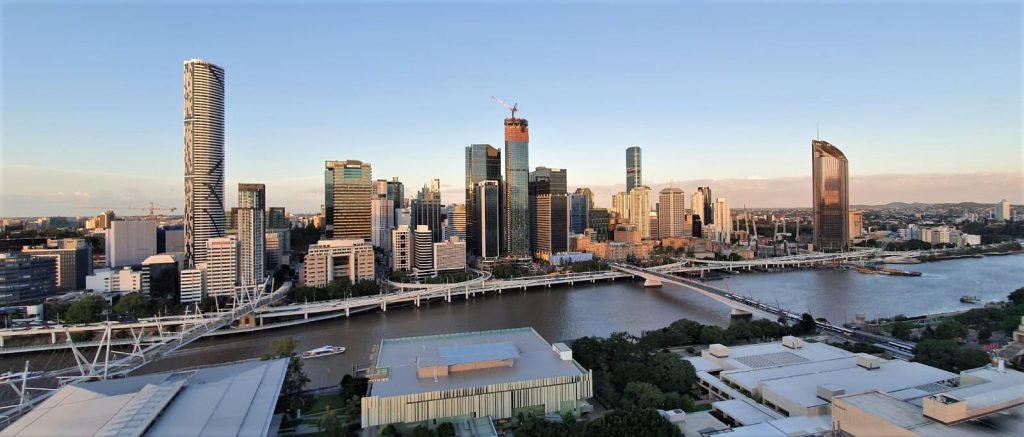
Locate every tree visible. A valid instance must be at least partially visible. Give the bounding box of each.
[1009,287,1024,306]
[262,338,310,413]
[435,422,456,437]
[410,425,433,437]
[64,296,107,324]
[317,405,344,437]
[113,293,151,319]
[933,320,968,341]
[794,313,817,335]
[585,408,682,437]
[379,424,400,437]
[888,321,913,340]
[913,339,990,373]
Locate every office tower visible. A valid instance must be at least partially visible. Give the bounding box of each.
[713,197,732,243]
[411,183,442,243]
[691,189,704,223]
[588,208,610,243]
[465,144,503,254]
[412,225,434,271]
[267,207,288,230]
[143,254,180,305]
[570,188,591,235]
[473,181,502,258]
[158,225,185,254]
[183,59,226,268]
[649,211,660,242]
[504,113,530,257]
[692,215,703,238]
[22,239,92,290]
[371,180,395,252]
[433,237,467,272]
[204,237,239,297]
[395,207,412,227]
[237,183,266,288]
[849,210,864,240]
[387,177,405,209]
[325,160,372,240]
[529,167,568,256]
[658,187,688,239]
[445,204,467,242]
[0,252,56,305]
[811,140,850,252]
[995,199,1011,220]
[697,187,713,224]
[391,225,411,271]
[265,231,289,269]
[612,191,630,220]
[106,220,158,267]
[629,186,652,239]
[302,240,375,287]
[626,146,642,192]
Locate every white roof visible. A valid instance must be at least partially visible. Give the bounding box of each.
[762,360,956,408]
[713,398,778,425]
[5,359,288,437]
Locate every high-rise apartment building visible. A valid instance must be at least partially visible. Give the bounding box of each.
[371,180,395,252]
[629,186,652,239]
[529,167,569,256]
[0,252,56,305]
[325,160,372,240]
[473,181,502,258]
[569,188,590,235]
[588,208,610,243]
[445,204,467,242]
[204,237,239,297]
[995,199,1011,221]
[391,225,411,271]
[612,191,630,220]
[237,183,266,287]
[811,140,849,252]
[183,59,226,268]
[658,188,688,239]
[411,183,442,243]
[106,220,158,268]
[387,178,405,209]
[301,239,375,287]
[626,146,642,192]
[713,197,732,244]
[504,115,530,257]
[465,144,502,254]
[412,225,434,272]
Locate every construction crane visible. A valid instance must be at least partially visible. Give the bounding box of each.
[75,202,178,218]
[490,96,518,119]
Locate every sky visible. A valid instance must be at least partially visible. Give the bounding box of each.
[1,0,1021,216]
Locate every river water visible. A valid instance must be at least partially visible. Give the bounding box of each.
[5,255,1022,389]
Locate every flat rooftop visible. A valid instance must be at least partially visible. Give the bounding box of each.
[838,390,1024,436]
[722,356,859,393]
[704,341,850,372]
[6,359,288,437]
[763,360,956,408]
[369,327,586,397]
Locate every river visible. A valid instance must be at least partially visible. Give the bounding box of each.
[4,255,1022,389]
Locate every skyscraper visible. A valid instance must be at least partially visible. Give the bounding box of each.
[588,208,610,243]
[626,146,642,192]
[371,180,395,252]
[713,197,732,243]
[465,144,503,255]
[387,178,405,209]
[237,183,266,287]
[412,182,442,243]
[529,167,569,256]
[995,199,1011,221]
[504,114,530,257]
[325,160,372,240]
[183,59,226,268]
[205,237,239,297]
[658,187,688,239]
[569,190,590,235]
[391,225,411,271]
[697,187,713,225]
[473,181,502,258]
[412,225,434,271]
[629,186,652,239]
[445,204,467,242]
[811,140,850,252]
[691,189,704,223]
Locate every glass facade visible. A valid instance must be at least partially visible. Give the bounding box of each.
[626,146,642,192]
[325,160,372,240]
[465,144,503,255]
[569,192,590,235]
[529,167,568,255]
[697,186,713,225]
[504,118,530,257]
[474,181,502,258]
[812,140,850,252]
[588,208,610,243]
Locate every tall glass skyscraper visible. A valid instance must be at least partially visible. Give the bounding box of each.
[325,160,372,240]
[237,183,265,287]
[626,146,642,192]
[504,116,530,257]
[697,186,713,225]
[183,59,226,268]
[529,167,568,255]
[473,181,502,258]
[465,144,502,255]
[569,188,590,235]
[812,139,850,252]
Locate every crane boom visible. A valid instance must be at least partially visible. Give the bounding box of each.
[490,96,518,119]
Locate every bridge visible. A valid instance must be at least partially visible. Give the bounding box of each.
[650,251,878,275]
[0,277,291,425]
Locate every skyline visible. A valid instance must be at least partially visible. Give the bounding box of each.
[2,1,1022,216]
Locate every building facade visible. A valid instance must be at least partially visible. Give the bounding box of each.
[626,146,642,192]
[411,184,442,243]
[811,140,850,252]
[0,253,56,305]
[204,237,239,297]
[713,197,732,244]
[465,144,502,255]
[697,186,713,225]
[237,183,266,288]
[849,209,864,240]
[106,220,158,268]
[445,203,467,242]
[473,181,503,258]
[588,208,610,243]
[22,239,92,290]
[628,186,652,239]
[391,225,411,272]
[371,180,395,252]
[302,239,375,287]
[569,189,590,235]
[433,237,467,272]
[658,187,688,239]
[412,225,434,272]
[504,116,530,257]
[266,207,288,231]
[530,167,569,256]
[183,59,226,268]
[996,199,1011,221]
[325,160,372,240]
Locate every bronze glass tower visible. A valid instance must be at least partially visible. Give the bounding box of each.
[812,140,850,252]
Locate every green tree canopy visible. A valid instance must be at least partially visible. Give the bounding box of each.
[113,293,151,319]
[64,296,107,324]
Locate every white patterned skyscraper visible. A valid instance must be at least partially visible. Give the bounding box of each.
[183,59,226,268]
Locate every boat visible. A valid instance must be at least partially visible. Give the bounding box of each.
[879,268,922,277]
[959,295,980,304]
[301,345,346,359]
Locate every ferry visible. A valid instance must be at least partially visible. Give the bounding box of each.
[959,295,981,304]
[301,345,346,359]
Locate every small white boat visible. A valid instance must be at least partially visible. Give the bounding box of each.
[301,345,346,359]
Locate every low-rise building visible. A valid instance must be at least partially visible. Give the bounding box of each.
[0,252,56,305]
[361,327,593,429]
[85,267,148,293]
[301,239,375,287]
[433,237,467,272]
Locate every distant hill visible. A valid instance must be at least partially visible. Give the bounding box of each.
[850,202,1000,209]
